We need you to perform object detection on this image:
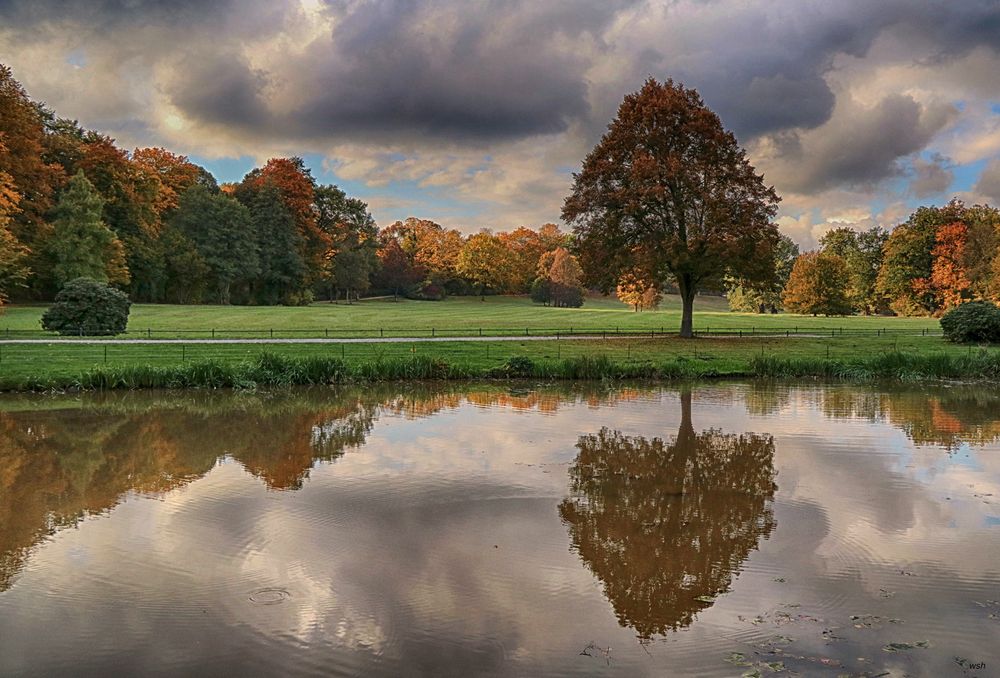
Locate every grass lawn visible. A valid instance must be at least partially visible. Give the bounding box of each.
[0,294,939,338]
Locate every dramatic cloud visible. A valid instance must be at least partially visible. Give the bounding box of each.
[910,154,954,199]
[1,0,999,241]
[975,159,1000,203]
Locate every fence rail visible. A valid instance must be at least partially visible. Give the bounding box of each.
[0,325,944,340]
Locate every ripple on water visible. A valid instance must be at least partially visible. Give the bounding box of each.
[248,587,291,605]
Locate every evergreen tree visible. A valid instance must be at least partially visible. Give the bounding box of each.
[46,171,129,288]
[248,184,307,305]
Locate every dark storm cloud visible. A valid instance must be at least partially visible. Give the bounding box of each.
[771,94,958,194]
[2,0,999,206]
[655,0,1000,141]
[167,53,272,130]
[0,0,287,34]
[165,0,636,143]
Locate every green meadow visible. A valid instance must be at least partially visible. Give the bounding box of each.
[0,294,938,338]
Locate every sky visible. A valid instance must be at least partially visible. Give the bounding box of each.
[2,0,1000,248]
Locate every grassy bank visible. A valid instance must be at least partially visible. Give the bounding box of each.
[0,335,996,391]
[0,295,938,338]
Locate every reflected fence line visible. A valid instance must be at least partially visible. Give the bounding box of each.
[0,325,944,340]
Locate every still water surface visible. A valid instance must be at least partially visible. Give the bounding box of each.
[0,382,998,676]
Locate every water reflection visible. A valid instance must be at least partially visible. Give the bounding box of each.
[1,382,1000,676]
[0,384,652,593]
[757,383,1000,450]
[559,391,777,638]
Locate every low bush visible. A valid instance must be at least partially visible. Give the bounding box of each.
[940,301,1000,344]
[41,277,131,336]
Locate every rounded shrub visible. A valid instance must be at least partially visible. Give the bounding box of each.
[41,277,131,336]
[940,301,1000,344]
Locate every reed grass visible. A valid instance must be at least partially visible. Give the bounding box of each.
[2,347,998,392]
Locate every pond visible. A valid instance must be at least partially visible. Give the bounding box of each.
[0,382,998,677]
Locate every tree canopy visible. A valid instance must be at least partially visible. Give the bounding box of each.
[563,78,780,336]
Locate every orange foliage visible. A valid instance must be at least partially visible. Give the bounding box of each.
[132,147,203,214]
[242,158,331,278]
[928,222,971,312]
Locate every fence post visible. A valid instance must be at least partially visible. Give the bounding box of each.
[104,345,108,364]
[182,345,185,362]
[212,328,215,338]
[380,328,383,337]
[525,328,528,336]
[325,328,329,338]
[479,328,482,336]
[147,328,151,338]
[432,327,435,337]
[270,328,273,338]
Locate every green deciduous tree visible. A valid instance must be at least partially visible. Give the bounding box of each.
[563,78,780,337]
[726,234,799,313]
[170,185,258,304]
[877,202,965,316]
[820,226,888,314]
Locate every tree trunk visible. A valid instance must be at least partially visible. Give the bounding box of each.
[678,274,696,338]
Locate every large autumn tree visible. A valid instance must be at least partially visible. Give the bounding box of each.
[563,78,780,337]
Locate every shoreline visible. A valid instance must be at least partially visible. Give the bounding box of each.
[1,350,997,393]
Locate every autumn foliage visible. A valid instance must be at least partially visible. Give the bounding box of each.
[781,252,852,316]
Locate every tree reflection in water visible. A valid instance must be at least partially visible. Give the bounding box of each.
[559,391,777,638]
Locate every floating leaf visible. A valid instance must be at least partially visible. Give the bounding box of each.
[725,652,751,666]
[696,595,716,603]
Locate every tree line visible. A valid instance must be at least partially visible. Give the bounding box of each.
[0,64,586,307]
[7,62,999,323]
[732,200,1000,317]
